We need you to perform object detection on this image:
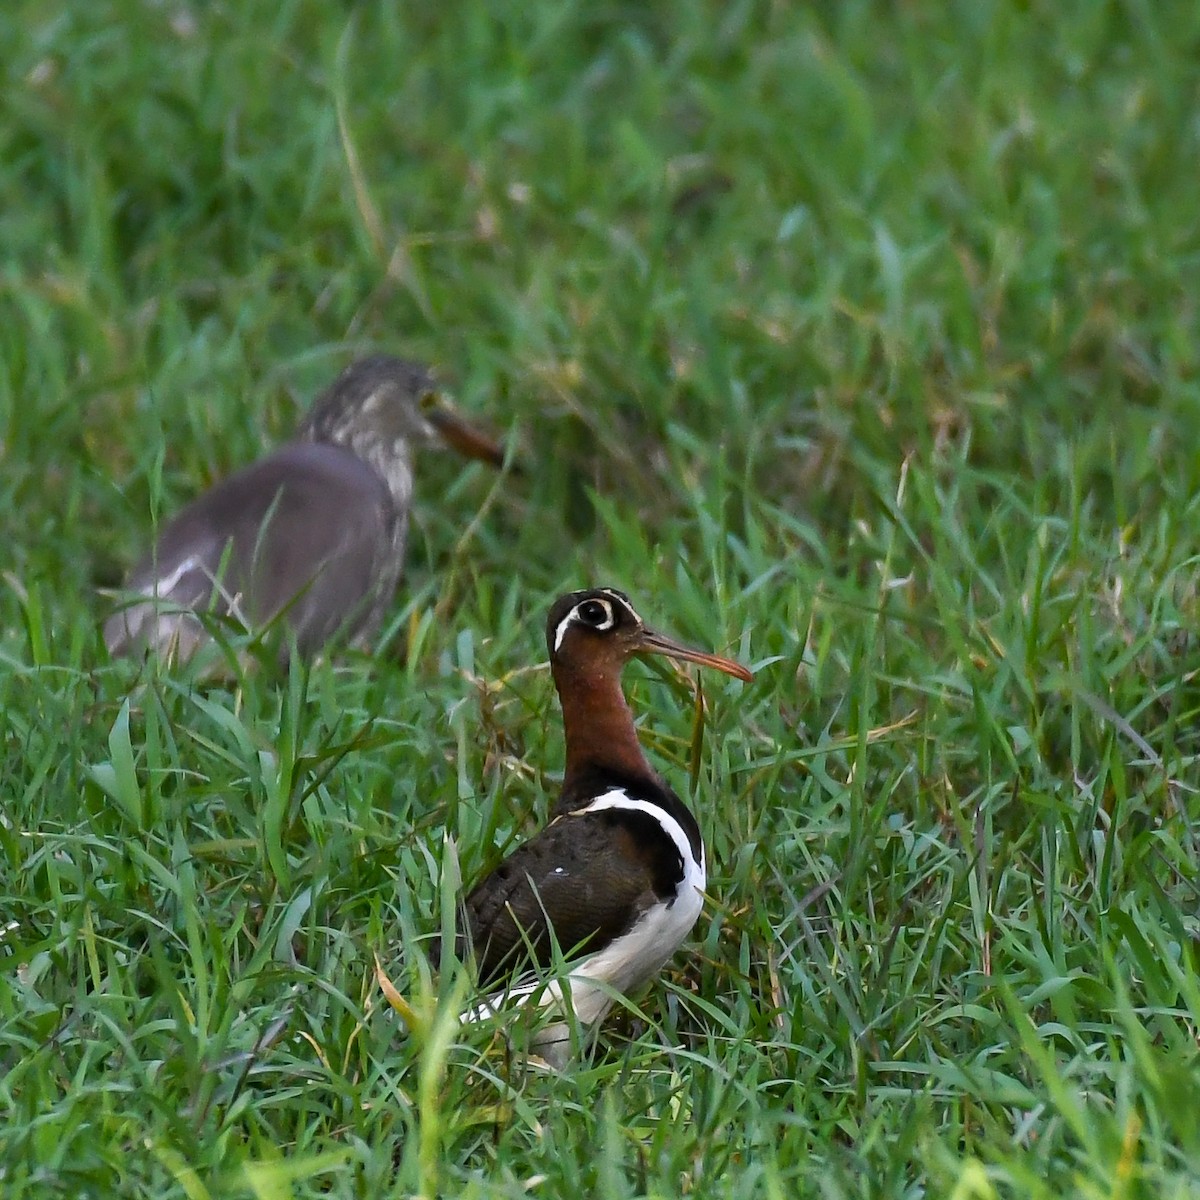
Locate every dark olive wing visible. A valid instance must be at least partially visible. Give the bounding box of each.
[104,442,401,660]
[461,806,683,985]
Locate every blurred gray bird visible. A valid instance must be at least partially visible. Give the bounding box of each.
[104,355,504,666]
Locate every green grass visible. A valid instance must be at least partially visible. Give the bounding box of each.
[3,0,1200,1195]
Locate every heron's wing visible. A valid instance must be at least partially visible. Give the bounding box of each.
[105,442,399,660]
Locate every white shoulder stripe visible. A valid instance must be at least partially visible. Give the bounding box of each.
[577,787,706,880]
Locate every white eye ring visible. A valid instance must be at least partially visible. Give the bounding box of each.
[574,599,614,629]
[553,598,615,651]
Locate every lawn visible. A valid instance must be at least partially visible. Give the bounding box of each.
[3,0,1200,1196]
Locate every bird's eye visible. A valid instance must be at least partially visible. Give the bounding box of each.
[576,599,614,629]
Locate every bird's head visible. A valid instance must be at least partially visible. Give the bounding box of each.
[301,355,504,471]
[545,588,753,683]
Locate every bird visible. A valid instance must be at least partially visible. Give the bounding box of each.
[103,355,504,666]
[454,587,752,1065]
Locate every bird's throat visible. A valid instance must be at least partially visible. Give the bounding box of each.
[555,662,655,800]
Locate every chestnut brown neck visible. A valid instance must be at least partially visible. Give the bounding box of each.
[553,657,657,807]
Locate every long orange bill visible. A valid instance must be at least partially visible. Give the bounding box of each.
[635,628,753,682]
[426,405,507,467]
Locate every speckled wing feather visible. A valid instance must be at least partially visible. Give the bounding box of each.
[105,441,401,661]
[461,805,686,985]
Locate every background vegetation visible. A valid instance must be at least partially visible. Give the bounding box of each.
[3,0,1199,1195]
